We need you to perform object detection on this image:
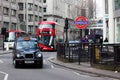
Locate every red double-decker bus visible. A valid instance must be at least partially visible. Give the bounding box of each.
[36,21,64,51]
[4,30,26,49]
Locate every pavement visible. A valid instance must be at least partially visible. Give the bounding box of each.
[0,50,120,79]
[49,57,120,79]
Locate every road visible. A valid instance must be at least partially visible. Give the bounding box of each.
[0,51,118,80]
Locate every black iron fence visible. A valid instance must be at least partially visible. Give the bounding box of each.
[57,42,90,64]
[57,42,120,70]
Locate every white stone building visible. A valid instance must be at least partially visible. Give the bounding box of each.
[43,0,88,40]
[103,0,120,43]
[43,0,88,26]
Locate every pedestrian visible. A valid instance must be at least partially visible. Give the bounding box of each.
[104,37,108,42]
[99,36,103,44]
[82,36,86,43]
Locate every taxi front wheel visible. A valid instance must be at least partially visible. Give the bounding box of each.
[36,62,43,68]
[13,60,19,68]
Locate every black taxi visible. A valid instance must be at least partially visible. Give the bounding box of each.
[12,37,43,68]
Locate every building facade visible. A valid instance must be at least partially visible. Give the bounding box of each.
[18,0,43,33]
[43,0,88,40]
[114,0,120,43]
[103,0,120,43]
[0,0,90,38]
[0,0,18,31]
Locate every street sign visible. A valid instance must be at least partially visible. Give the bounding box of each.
[104,14,109,18]
[74,16,88,29]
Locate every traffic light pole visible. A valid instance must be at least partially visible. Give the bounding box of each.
[64,18,68,43]
[65,29,68,43]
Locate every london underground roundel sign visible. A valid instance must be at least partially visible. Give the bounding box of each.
[74,16,88,29]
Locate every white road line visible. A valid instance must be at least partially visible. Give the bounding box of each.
[47,57,54,60]
[43,60,46,63]
[73,72,80,76]
[0,71,8,80]
[51,65,54,68]
[0,60,3,63]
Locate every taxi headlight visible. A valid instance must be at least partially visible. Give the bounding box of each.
[38,53,42,57]
[36,52,42,57]
[16,54,21,58]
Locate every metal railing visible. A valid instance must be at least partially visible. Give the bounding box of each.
[57,42,90,64]
[57,42,120,70]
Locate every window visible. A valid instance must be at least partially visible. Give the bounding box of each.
[39,17,42,21]
[28,25,33,32]
[0,7,1,15]
[43,8,46,12]
[43,18,47,21]
[3,22,9,30]
[11,23,16,30]
[3,7,9,15]
[39,7,42,12]
[28,14,33,22]
[11,0,16,3]
[19,14,24,21]
[34,5,38,11]
[43,0,46,3]
[28,3,33,10]
[18,3,23,10]
[115,0,120,10]
[81,9,86,17]
[35,15,38,21]
[39,0,42,2]
[11,9,16,16]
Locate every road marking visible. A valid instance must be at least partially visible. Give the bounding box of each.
[0,60,3,63]
[0,71,8,80]
[43,60,46,63]
[51,65,54,68]
[73,72,80,76]
[47,57,54,60]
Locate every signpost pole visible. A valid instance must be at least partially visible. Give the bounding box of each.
[80,29,82,42]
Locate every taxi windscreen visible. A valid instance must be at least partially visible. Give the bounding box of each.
[16,40,37,49]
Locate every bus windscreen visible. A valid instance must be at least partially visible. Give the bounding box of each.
[38,24,54,28]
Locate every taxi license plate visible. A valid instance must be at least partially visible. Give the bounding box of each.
[25,61,34,63]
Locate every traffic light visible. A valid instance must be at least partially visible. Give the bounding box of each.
[64,18,68,29]
[1,27,6,35]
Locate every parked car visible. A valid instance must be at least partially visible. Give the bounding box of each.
[12,37,43,68]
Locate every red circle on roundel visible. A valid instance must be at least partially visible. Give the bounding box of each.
[75,16,87,29]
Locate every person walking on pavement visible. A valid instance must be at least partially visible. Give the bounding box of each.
[99,36,103,44]
[104,37,108,42]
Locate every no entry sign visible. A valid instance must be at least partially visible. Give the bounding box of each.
[74,16,87,29]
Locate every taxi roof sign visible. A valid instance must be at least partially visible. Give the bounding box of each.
[24,37,30,41]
